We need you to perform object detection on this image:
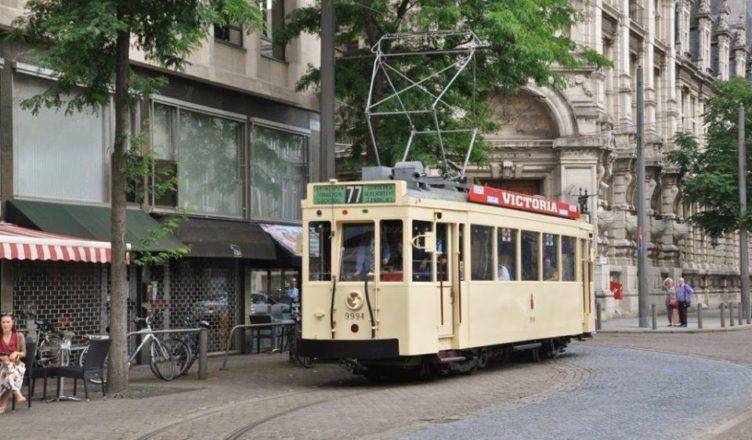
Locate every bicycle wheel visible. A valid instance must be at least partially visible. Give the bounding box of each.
[36,335,62,368]
[149,338,187,381]
[166,336,194,376]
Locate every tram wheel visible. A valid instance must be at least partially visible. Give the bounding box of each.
[531,347,541,363]
[476,348,489,369]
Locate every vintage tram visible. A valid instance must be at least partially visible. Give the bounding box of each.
[298,163,595,377]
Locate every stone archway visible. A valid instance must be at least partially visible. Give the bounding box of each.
[478,86,578,197]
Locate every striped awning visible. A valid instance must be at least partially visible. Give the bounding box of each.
[0,223,113,263]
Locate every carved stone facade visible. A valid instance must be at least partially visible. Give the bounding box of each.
[468,0,752,318]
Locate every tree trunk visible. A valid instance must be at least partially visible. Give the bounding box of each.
[108,27,131,394]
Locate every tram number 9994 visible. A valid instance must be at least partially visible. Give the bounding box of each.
[344,312,365,320]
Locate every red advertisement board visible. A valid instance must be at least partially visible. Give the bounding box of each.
[467,185,581,220]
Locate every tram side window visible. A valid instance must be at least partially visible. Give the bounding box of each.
[562,236,576,281]
[459,224,465,281]
[543,233,559,281]
[380,220,403,282]
[308,222,332,281]
[521,231,539,281]
[340,223,375,281]
[412,221,433,282]
[470,225,494,280]
[497,227,517,281]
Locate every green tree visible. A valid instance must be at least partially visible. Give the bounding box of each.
[668,78,752,238]
[13,0,260,394]
[278,0,609,169]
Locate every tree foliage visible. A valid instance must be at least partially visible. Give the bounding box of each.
[12,0,260,393]
[278,0,609,169]
[668,78,752,238]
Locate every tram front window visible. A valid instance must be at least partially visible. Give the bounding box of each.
[340,223,375,281]
[308,222,332,281]
[380,220,403,282]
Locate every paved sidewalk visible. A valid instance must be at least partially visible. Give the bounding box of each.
[599,307,752,333]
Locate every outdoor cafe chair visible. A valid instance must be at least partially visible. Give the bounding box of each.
[55,337,110,401]
[10,340,36,411]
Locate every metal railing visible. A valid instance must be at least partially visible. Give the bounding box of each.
[220,321,294,371]
[126,327,208,379]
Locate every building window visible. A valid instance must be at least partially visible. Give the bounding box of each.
[251,123,308,221]
[152,102,244,218]
[215,24,243,47]
[259,0,285,60]
[14,75,109,203]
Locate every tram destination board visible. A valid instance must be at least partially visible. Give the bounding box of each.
[314,183,396,204]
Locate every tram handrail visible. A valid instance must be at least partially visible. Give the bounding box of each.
[219,321,294,371]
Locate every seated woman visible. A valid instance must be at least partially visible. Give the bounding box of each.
[0,312,27,413]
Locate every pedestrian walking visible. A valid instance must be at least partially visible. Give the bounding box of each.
[663,277,677,326]
[676,277,694,327]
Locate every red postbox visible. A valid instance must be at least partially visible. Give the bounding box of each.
[610,281,623,300]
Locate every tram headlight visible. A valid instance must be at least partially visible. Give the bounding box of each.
[345,291,364,310]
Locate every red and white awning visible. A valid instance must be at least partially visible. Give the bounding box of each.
[0,223,113,263]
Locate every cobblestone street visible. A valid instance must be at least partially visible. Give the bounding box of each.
[3,330,752,439]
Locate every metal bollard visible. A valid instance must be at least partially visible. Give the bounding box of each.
[721,303,726,328]
[739,302,743,326]
[730,303,735,327]
[697,304,703,329]
[651,304,657,330]
[198,328,208,380]
[596,301,602,331]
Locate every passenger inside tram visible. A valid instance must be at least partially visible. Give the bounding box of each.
[340,224,374,281]
[380,220,403,281]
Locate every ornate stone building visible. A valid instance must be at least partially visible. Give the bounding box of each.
[468,0,752,317]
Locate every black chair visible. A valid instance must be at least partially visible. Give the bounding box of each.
[55,337,110,400]
[249,315,274,353]
[10,340,36,411]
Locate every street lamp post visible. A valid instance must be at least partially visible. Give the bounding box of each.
[739,105,749,322]
[320,0,336,181]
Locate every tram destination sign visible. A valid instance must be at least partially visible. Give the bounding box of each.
[468,185,581,220]
[313,183,396,205]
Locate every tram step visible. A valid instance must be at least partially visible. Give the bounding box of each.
[512,342,543,352]
[438,356,466,364]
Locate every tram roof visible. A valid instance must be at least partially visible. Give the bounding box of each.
[306,179,587,225]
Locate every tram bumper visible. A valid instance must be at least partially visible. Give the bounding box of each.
[298,338,400,359]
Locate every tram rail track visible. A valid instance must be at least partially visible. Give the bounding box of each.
[135,389,325,440]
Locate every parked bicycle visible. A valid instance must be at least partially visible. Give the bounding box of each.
[288,300,313,368]
[33,318,65,368]
[166,316,211,376]
[80,312,190,382]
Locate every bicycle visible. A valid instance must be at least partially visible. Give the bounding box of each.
[81,313,190,382]
[33,318,65,368]
[165,316,211,376]
[288,301,314,368]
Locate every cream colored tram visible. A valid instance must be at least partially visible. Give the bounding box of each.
[299,174,594,376]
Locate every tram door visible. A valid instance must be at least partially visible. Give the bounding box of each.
[436,223,455,336]
[581,238,594,332]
